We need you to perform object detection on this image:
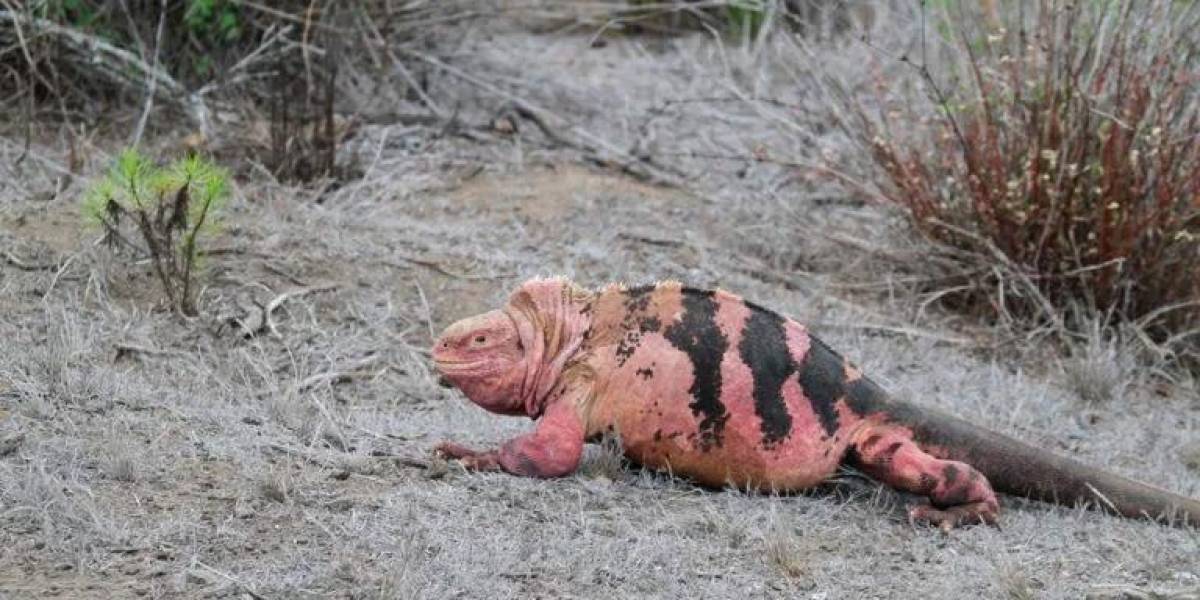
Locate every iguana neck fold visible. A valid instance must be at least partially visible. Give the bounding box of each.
[505,278,593,417]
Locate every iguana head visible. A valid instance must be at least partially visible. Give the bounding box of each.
[432,278,593,418]
[433,309,529,416]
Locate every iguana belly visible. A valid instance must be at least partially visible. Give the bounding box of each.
[618,409,849,491]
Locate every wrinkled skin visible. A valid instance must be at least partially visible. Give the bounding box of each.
[431,278,1200,530]
[432,282,590,478]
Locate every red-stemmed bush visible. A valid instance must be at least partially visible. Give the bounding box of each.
[860,1,1200,367]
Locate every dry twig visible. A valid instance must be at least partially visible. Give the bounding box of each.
[3,250,60,271]
[231,284,339,338]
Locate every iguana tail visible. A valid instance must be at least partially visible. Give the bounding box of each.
[857,384,1200,527]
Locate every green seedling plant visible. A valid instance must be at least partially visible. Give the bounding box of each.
[725,0,768,38]
[83,149,230,316]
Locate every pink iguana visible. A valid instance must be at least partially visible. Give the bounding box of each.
[431,278,1200,529]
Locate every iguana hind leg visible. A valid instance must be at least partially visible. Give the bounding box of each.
[851,425,1000,530]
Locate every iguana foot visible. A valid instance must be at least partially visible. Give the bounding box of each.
[909,501,999,532]
[852,425,1001,530]
[433,441,500,471]
[435,401,586,478]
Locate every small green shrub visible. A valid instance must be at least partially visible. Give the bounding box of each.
[854,0,1200,367]
[725,1,770,37]
[25,0,248,80]
[622,0,772,37]
[83,149,230,316]
[183,0,243,43]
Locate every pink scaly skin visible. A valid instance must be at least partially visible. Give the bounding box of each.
[850,427,998,530]
[432,280,591,478]
[431,278,1200,530]
[435,401,584,477]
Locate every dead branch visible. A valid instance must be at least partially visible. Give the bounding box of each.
[297,355,382,391]
[265,442,342,468]
[3,250,60,271]
[232,284,339,338]
[0,9,213,137]
[381,256,502,281]
[113,343,189,361]
[809,319,975,347]
[129,0,168,148]
[266,441,431,472]
[191,561,273,600]
[617,232,686,248]
[369,451,433,471]
[928,219,1069,343]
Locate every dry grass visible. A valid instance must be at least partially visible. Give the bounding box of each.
[1180,443,1200,473]
[578,433,628,481]
[994,565,1042,600]
[3,147,1198,596]
[259,468,292,504]
[1061,320,1140,405]
[1,3,1199,598]
[100,447,138,483]
[762,529,809,579]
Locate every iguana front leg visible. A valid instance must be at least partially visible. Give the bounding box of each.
[852,425,1000,530]
[435,395,585,478]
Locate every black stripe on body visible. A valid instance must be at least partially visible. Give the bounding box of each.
[614,286,657,366]
[663,290,729,450]
[796,336,847,437]
[845,375,892,418]
[738,309,795,447]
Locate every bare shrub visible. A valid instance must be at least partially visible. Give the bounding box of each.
[843,1,1200,369]
[1,2,447,181]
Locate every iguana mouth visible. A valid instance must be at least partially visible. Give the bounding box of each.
[432,359,490,376]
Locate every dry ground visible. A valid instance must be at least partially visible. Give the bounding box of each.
[2,6,1199,599]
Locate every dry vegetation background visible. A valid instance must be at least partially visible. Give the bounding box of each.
[1,1,1199,598]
